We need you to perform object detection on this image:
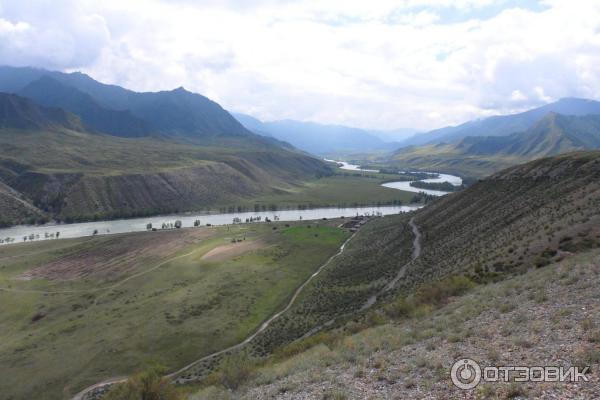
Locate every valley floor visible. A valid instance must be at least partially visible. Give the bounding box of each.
[0,220,349,399]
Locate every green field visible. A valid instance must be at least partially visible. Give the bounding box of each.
[0,220,349,399]
[225,173,417,212]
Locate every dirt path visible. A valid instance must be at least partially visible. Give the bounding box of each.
[361,217,420,309]
[300,217,421,340]
[71,231,357,400]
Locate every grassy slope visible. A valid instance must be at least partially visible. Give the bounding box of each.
[205,248,600,399]
[0,220,348,399]
[388,142,521,178]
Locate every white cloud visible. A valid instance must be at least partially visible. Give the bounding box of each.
[1,0,600,130]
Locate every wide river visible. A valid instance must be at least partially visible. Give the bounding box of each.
[1,162,461,245]
[0,205,420,245]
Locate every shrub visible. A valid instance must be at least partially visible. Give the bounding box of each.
[383,297,417,319]
[213,351,258,390]
[415,276,476,306]
[104,366,179,400]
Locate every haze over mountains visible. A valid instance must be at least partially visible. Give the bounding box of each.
[233,112,412,156]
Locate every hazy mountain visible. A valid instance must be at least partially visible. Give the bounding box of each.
[366,128,418,142]
[390,112,600,177]
[0,66,253,141]
[0,92,84,132]
[233,113,400,155]
[398,97,600,147]
[19,76,152,138]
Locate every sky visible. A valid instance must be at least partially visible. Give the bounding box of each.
[1,0,600,131]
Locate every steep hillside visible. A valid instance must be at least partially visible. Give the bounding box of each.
[398,97,600,147]
[390,113,600,177]
[19,76,152,138]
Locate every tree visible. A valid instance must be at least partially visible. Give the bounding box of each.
[104,367,179,400]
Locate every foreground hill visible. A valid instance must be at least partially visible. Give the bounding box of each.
[179,152,600,399]
[390,113,600,177]
[0,94,330,224]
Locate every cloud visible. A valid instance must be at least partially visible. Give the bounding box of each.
[0,1,110,69]
[1,0,600,130]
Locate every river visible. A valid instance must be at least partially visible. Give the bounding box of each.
[325,158,462,196]
[0,205,420,245]
[2,162,462,245]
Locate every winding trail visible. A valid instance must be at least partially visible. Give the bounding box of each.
[72,232,357,400]
[303,217,421,339]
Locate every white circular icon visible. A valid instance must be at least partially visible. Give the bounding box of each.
[451,358,481,390]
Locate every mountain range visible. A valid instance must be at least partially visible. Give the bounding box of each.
[233,113,410,156]
[0,66,254,141]
[0,67,331,226]
[390,111,600,177]
[397,97,600,147]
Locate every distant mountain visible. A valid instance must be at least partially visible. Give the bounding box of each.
[398,98,600,147]
[366,128,418,143]
[390,112,600,177]
[0,92,83,131]
[0,66,253,141]
[232,113,273,137]
[233,113,400,155]
[19,76,152,138]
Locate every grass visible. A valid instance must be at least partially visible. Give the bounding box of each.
[0,220,349,399]
[223,173,417,212]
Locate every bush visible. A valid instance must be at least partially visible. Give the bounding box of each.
[415,276,476,306]
[104,366,179,400]
[383,297,417,319]
[212,351,258,390]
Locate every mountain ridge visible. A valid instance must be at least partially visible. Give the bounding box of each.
[398,97,600,148]
[389,112,600,177]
